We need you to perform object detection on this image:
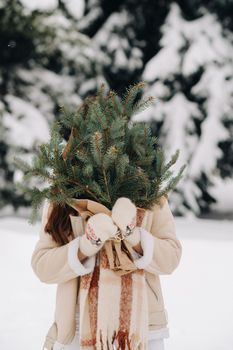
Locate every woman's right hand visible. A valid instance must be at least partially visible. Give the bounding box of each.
[79,213,118,257]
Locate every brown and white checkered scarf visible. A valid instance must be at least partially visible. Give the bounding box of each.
[69,199,149,350]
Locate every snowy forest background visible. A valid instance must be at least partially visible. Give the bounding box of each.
[0,0,233,219]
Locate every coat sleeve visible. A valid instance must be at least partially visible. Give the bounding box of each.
[133,196,182,275]
[30,199,96,284]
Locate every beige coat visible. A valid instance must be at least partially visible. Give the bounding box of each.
[31,196,182,349]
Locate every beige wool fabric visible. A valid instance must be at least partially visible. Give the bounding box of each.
[78,251,149,350]
[30,194,182,350]
[69,198,149,350]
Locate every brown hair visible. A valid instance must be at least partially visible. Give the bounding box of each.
[44,202,78,246]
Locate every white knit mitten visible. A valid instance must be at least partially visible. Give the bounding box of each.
[79,213,118,257]
[111,197,141,247]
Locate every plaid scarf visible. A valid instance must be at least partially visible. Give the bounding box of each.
[69,199,149,350]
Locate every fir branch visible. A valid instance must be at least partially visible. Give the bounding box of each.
[15,81,187,217]
[131,95,155,115]
[67,178,101,203]
[122,81,147,118]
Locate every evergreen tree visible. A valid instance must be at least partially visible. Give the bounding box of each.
[78,0,172,93]
[14,82,186,223]
[0,0,104,212]
[139,3,233,216]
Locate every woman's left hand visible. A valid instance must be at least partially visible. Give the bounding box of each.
[111,197,141,247]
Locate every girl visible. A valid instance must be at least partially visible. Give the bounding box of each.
[31,194,182,350]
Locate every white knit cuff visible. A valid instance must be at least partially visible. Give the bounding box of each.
[125,226,141,247]
[67,236,96,276]
[133,228,154,269]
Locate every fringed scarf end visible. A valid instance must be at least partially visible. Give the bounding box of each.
[112,330,143,350]
[82,329,145,350]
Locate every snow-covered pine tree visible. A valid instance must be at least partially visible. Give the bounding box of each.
[92,9,144,94]
[78,0,171,93]
[0,0,104,212]
[137,3,233,216]
[14,82,186,223]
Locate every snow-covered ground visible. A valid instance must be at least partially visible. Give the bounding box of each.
[0,217,232,350]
